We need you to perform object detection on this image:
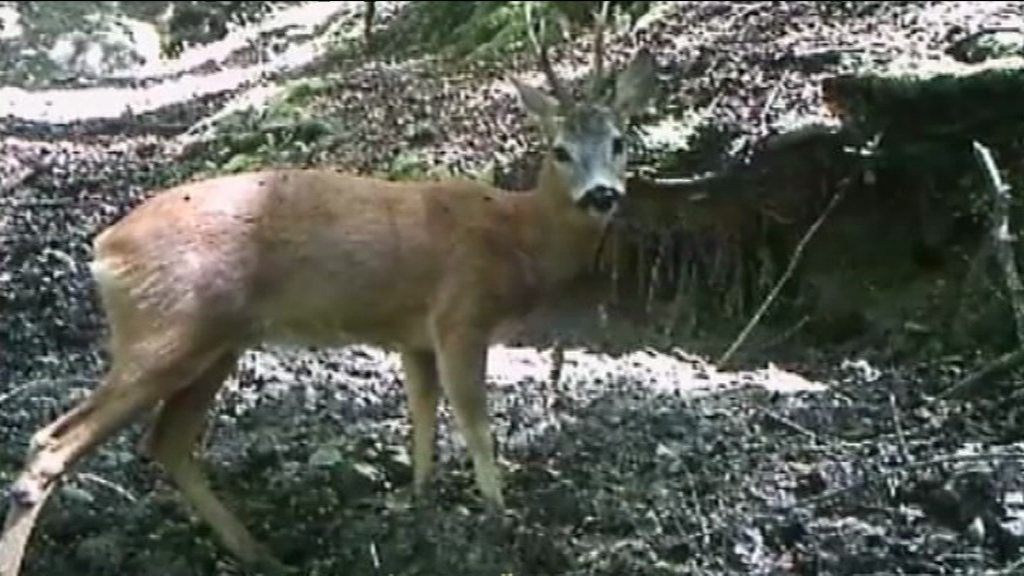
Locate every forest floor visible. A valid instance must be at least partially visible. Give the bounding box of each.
[3,2,1024,575]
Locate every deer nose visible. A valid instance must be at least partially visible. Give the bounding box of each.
[578,185,623,213]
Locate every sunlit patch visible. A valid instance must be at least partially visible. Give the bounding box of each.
[485,345,826,395]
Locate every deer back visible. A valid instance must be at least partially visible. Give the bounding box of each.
[91,168,573,349]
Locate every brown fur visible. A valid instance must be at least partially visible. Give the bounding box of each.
[0,37,658,575]
[0,164,606,575]
[94,167,599,350]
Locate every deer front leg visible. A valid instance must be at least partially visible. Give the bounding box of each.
[399,348,440,499]
[431,324,504,510]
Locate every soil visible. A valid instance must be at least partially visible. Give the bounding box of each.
[4,2,1024,575]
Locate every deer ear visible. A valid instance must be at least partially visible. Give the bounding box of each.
[612,49,658,119]
[512,77,560,122]
[512,77,561,139]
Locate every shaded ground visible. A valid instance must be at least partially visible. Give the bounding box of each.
[4,2,1024,575]
[6,340,1024,575]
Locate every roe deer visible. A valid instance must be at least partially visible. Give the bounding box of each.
[0,8,658,576]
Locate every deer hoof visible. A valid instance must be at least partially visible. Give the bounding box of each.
[8,477,43,507]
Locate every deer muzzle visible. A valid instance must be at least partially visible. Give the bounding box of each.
[578,185,623,214]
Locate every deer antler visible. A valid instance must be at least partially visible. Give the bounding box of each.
[525,1,571,108]
[589,0,612,100]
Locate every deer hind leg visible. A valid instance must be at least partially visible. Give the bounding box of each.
[8,345,215,508]
[1,324,232,576]
[142,351,287,574]
[399,348,441,498]
[9,331,235,503]
[431,324,504,510]
[28,397,101,457]
[27,285,147,458]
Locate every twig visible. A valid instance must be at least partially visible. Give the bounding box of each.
[754,314,810,353]
[369,540,381,570]
[74,473,137,503]
[716,131,886,367]
[363,1,376,53]
[639,171,721,188]
[0,166,39,196]
[548,341,565,389]
[972,141,1024,344]
[935,144,1024,400]
[756,407,818,439]
[678,465,711,547]
[781,452,1024,512]
[0,166,42,245]
[0,196,114,207]
[889,393,910,463]
[717,185,847,367]
[944,240,993,339]
[760,70,792,129]
[668,451,1024,557]
[644,232,669,316]
[938,346,1024,399]
[988,552,1024,575]
[0,376,94,408]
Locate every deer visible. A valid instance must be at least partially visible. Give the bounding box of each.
[0,5,657,575]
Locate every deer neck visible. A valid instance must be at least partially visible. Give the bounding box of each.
[521,158,607,290]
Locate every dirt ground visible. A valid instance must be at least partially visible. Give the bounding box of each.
[4,336,1024,575]
[3,2,1024,572]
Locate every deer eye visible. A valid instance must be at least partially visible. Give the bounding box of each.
[611,137,625,156]
[553,145,573,164]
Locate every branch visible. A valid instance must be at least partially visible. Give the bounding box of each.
[777,452,1024,512]
[0,376,94,408]
[716,133,883,367]
[671,451,1024,555]
[75,473,137,503]
[717,184,847,367]
[548,341,565,389]
[637,171,722,188]
[938,346,1024,399]
[972,140,1024,345]
[363,1,376,53]
[0,166,39,196]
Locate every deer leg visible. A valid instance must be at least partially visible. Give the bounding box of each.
[8,341,227,506]
[399,349,440,498]
[432,326,504,510]
[0,478,55,576]
[143,351,287,575]
[27,377,160,459]
[2,334,228,576]
[7,370,162,508]
[28,400,98,457]
[2,363,164,576]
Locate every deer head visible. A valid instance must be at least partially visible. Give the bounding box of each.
[511,1,658,220]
